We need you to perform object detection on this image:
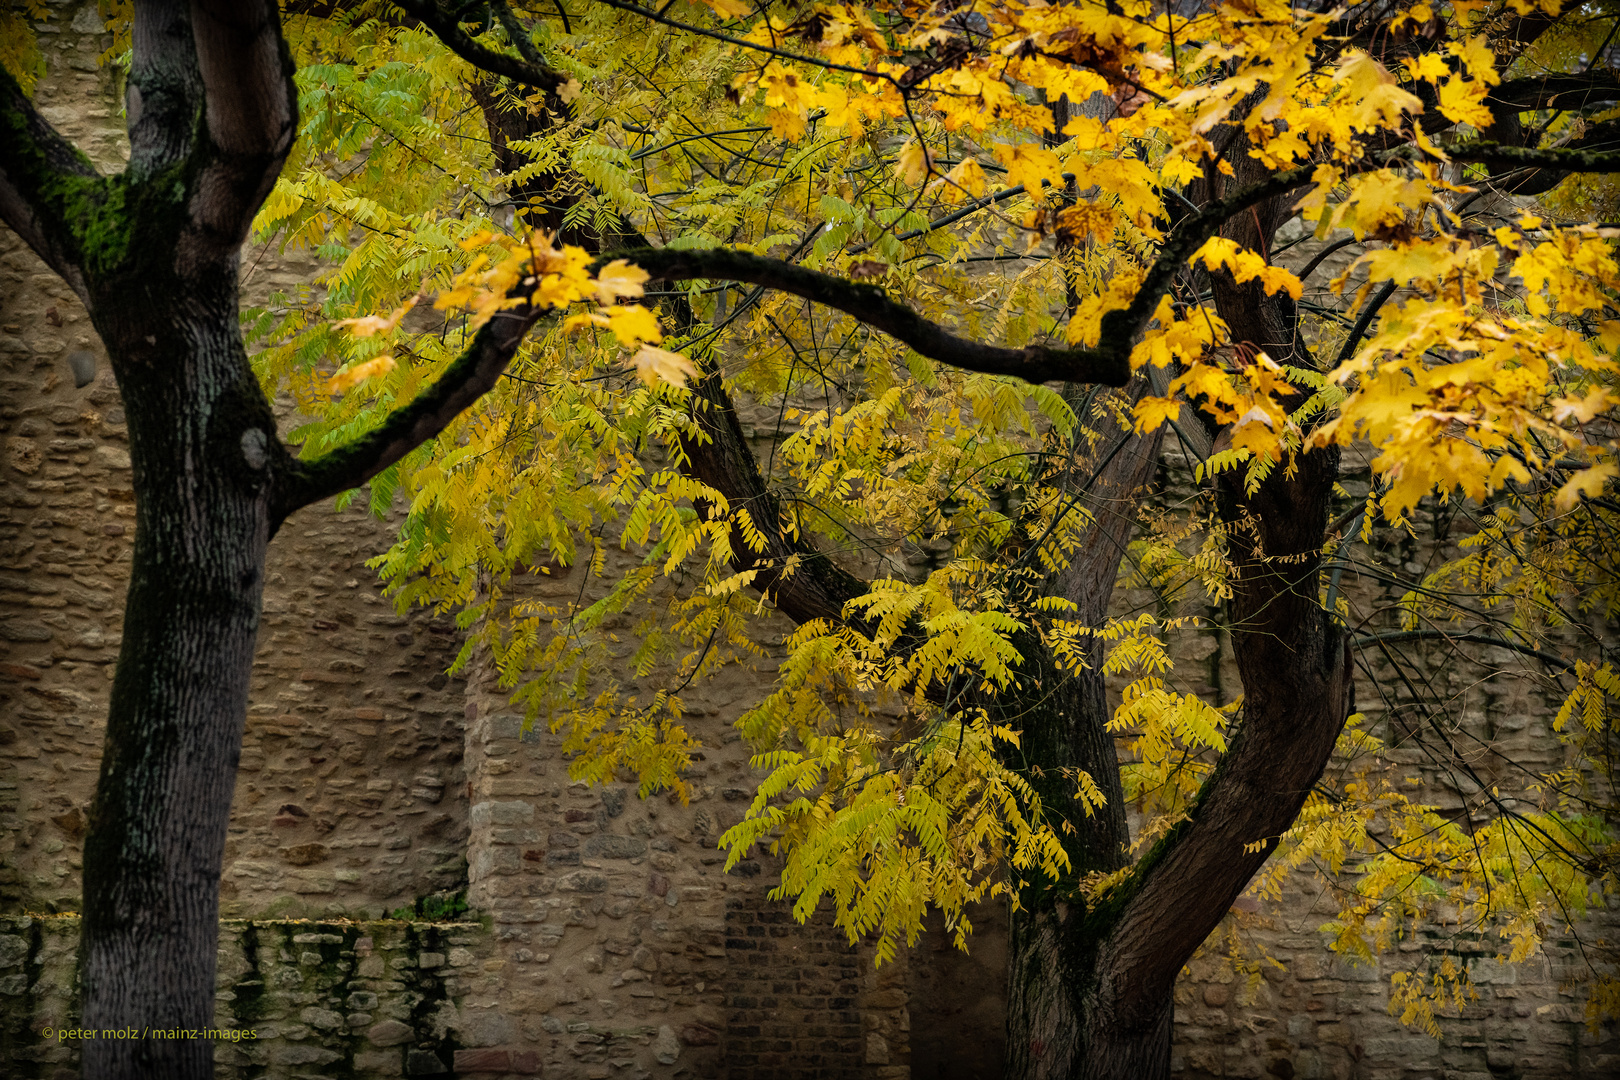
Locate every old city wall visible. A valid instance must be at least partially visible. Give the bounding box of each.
[1,5,1618,1079]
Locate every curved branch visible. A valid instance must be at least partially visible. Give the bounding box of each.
[1090,446,1354,1024]
[392,0,567,89]
[608,246,1131,386]
[273,302,543,519]
[604,163,1319,390]
[493,1,548,69]
[1334,279,1397,366]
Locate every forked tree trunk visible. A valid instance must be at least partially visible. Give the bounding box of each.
[80,271,279,1078]
[997,405,1352,1080]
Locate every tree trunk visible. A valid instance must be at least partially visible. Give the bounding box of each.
[79,272,279,1078]
[1002,661,1132,1080]
[1003,387,1162,1080]
[1059,444,1352,1080]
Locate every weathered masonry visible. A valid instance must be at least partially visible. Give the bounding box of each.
[2,4,1618,1079]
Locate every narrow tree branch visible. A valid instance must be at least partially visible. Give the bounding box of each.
[588,0,897,85]
[1351,630,1575,674]
[607,246,1132,386]
[678,370,873,627]
[1454,140,1620,173]
[604,162,1318,387]
[1296,235,1360,286]
[1490,72,1620,111]
[492,0,547,69]
[391,0,567,89]
[0,63,100,304]
[1334,280,1397,367]
[274,302,543,518]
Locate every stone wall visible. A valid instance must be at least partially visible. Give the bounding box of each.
[0,0,469,922]
[446,630,913,1080]
[0,913,501,1079]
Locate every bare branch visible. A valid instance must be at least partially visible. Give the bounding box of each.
[610,246,1132,386]
[1491,72,1620,111]
[1455,140,1620,174]
[1352,630,1575,674]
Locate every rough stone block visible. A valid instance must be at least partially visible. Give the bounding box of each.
[653,1024,681,1065]
[452,1048,512,1072]
[404,1048,449,1075]
[455,1009,517,1047]
[367,1019,414,1046]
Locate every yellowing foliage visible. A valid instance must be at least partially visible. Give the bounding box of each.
[229,0,1620,1024]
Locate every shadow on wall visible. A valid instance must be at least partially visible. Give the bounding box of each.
[907,902,1009,1080]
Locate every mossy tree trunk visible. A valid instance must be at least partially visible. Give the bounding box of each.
[0,5,543,1076]
[81,258,281,1079]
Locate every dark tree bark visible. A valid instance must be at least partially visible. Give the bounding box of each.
[82,257,281,1080]
[998,386,1157,1080]
[0,5,546,1076]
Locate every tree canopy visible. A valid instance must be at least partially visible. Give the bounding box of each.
[4,0,1620,1075]
[228,0,1620,1009]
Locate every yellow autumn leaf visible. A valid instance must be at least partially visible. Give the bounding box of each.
[606,304,663,346]
[700,0,752,17]
[327,354,396,394]
[1437,77,1493,127]
[1403,54,1450,83]
[1191,237,1301,298]
[934,157,986,202]
[896,140,933,187]
[632,345,698,387]
[1555,463,1617,512]
[994,142,1065,198]
[1258,265,1304,300]
[595,260,650,306]
[1134,396,1182,433]
[767,106,807,141]
[1552,387,1617,424]
[333,295,418,337]
[562,312,610,334]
